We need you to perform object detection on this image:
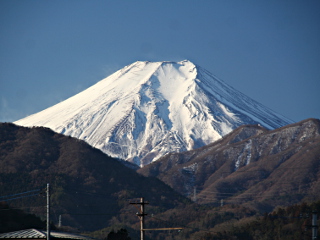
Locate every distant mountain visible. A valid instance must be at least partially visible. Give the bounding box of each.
[0,123,187,231]
[138,118,320,211]
[14,60,292,166]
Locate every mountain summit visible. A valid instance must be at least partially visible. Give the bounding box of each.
[14,60,292,166]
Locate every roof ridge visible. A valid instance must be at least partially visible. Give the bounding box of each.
[0,228,96,240]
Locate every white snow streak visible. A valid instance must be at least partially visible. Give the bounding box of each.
[14,60,292,166]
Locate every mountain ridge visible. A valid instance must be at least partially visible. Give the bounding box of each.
[0,122,187,231]
[14,60,293,166]
[138,118,320,211]
[1,119,319,238]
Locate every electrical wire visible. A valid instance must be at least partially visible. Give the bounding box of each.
[0,205,46,211]
[59,213,121,216]
[221,166,315,174]
[197,183,311,198]
[1,193,41,202]
[55,187,111,197]
[0,189,40,199]
[149,214,218,234]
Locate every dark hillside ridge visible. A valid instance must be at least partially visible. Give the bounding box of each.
[0,123,188,231]
[138,118,320,211]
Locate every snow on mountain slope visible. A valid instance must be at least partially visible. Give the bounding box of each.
[14,60,293,166]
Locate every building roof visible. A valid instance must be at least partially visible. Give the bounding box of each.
[0,229,96,240]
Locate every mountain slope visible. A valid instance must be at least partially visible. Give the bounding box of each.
[14,60,292,166]
[0,123,187,231]
[138,118,320,211]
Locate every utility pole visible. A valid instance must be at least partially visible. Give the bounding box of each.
[130,197,148,240]
[58,215,62,228]
[312,211,318,240]
[46,183,50,240]
[130,198,183,240]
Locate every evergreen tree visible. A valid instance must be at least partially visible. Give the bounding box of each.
[105,228,131,240]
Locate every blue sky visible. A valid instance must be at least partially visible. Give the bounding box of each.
[1,0,319,123]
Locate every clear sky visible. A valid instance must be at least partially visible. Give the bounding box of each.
[1,0,319,123]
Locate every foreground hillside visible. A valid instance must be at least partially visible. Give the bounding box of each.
[89,199,320,240]
[0,123,188,231]
[139,118,320,211]
[1,120,320,239]
[3,196,320,240]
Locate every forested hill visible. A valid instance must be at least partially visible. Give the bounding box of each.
[0,123,188,231]
[139,118,320,212]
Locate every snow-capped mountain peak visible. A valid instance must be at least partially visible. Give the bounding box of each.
[14,60,293,166]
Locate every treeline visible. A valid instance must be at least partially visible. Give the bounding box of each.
[191,200,320,240]
[0,202,47,233]
[90,200,320,240]
[2,198,320,240]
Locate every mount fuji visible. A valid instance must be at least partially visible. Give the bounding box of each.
[14,60,293,166]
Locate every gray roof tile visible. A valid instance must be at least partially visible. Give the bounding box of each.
[0,229,96,240]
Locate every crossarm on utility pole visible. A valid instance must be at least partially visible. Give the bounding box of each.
[130,197,148,240]
[143,228,184,231]
[130,198,184,239]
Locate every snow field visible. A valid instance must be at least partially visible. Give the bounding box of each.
[15,60,293,166]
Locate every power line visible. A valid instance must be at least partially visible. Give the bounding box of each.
[198,184,311,198]
[192,181,313,202]
[59,213,120,216]
[192,185,314,205]
[197,181,311,193]
[0,191,42,202]
[0,189,41,200]
[212,166,319,177]
[55,187,112,198]
[231,166,316,173]
[0,205,46,211]
[150,214,217,234]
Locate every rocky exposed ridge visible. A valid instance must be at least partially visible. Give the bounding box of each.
[138,118,320,210]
